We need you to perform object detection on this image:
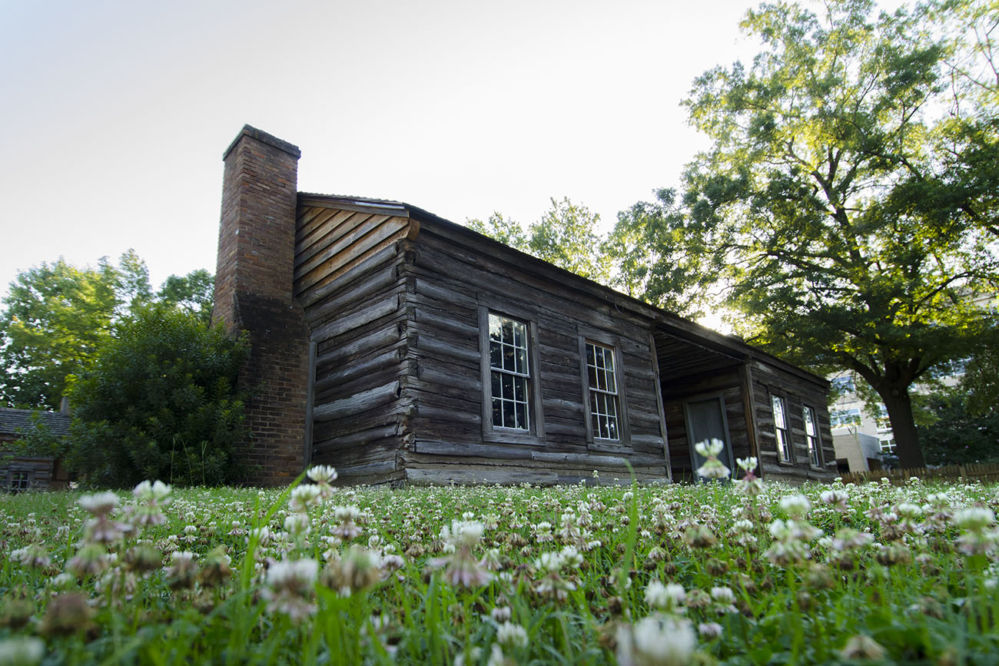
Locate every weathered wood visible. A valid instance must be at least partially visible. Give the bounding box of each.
[298,245,400,308]
[414,334,481,366]
[310,295,399,343]
[314,349,401,394]
[416,404,481,425]
[414,440,535,460]
[315,327,399,365]
[313,380,399,422]
[305,265,399,326]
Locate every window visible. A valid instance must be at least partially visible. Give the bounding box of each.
[803,405,822,467]
[9,471,30,493]
[586,342,620,440]
[488,313,531,430]
[830,408,862,429]
[831,375,855,394]
[771,395,793,463]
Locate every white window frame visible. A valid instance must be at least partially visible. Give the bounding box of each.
[585,341,621,441]
[479,307,544,443]
[771,394,793,464]
[803,404,822,468]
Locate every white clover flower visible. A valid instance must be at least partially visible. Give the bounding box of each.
[133,480,172,503]
[710,587,735,604]
[535,551,563,573]
[953,507,995,531]
[449,520,485,549]
[736,457,758,473]
[694,439,724,459]
[284,513,311,538]
[780,494,812,519]
[496,621,529,649]
[491,606,512,623]
[289,484,323,513]
[559,545,583,568]
[645,580,686,612]
[262,558,319,621]
[698,622,723,638]
[618,615,697,666]
[453,647,483,666]
[819,490,849,508]
[78,491,119,516]
[0,636,45,666]
[306,465,337,484]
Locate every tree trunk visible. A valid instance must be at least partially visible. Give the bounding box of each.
[879,388,925,469]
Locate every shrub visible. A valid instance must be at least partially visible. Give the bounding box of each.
[65,304,248,487]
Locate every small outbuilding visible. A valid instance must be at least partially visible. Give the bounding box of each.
[213,126,836,486]
[0,407,71,491]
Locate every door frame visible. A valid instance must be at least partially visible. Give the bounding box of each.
[683,392,734,477]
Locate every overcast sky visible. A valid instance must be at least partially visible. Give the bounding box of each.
[2,0,781,303]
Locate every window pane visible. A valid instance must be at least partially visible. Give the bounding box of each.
[515,402,528,430]
[803,406,816,436]
[772,395,786,429]
[503,399,515,428]
[492,398,502,427]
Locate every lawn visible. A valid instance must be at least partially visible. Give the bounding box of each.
[1,464,997,665]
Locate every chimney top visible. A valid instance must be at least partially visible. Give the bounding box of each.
[223,125,301,161]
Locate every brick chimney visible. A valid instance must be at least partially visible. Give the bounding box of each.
[213,126,310,486]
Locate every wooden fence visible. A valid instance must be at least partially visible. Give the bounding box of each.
[839,462,999,486]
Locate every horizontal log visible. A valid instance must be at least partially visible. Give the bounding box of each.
[315,327,399,365]
[531,450,667,468]
[415,334,481,365]
[416,365,481,393]
[335,460,400,478]
[305,265,399,326]
[310,295,400,342]
[417,404,481,425]
[313,424,400,449]
[542,397,584,414]
[314,349,401,393]
[313,380,400,422]
[413,306,478,338]
[413,440,534,460]
[414,278,477,309]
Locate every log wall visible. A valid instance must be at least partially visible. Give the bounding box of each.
[749,359,836,483]
[294,204,415,484]
[399,227,670,484]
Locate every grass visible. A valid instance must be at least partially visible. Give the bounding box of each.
[1,472,998,664]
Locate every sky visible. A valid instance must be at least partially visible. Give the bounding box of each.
[0,0,771,303]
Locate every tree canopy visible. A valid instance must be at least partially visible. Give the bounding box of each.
[467,197,612,284]
[609,0,998,468]
[0,254,215,409]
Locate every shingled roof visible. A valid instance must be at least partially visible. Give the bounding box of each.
[0,408,71,439]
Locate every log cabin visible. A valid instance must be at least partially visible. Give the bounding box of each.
[213,126,836,486]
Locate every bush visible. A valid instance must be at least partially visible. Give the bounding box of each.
[65,304,248,487]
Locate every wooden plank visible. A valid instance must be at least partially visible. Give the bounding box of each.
[314,349,402,394]
[310,295,399,342]
[299,221,410,294]
[298,245,400,308]
[314,327,399,366]
[304,264,399,326]
[313,380,399,422]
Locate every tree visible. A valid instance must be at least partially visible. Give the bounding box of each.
[65,303,248,488]
[607,189,715,319]
[616,0,997,468]
[0,254,215,410]
[157,268,215,324]
[467,197,613,284]
[0,259,119,409]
